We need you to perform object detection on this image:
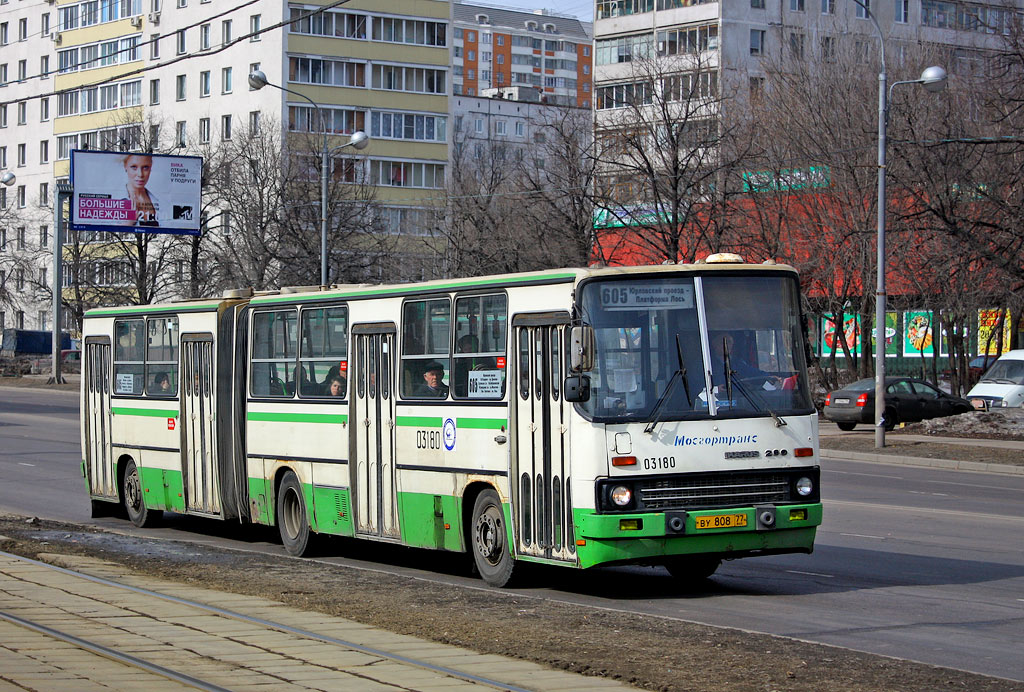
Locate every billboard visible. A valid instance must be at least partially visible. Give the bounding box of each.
[71,150,202,236]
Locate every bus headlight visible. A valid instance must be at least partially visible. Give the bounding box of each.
[795,477,813,496]
[610,485,632,507]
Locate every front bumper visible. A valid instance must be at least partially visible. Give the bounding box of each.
[573,503,823,568]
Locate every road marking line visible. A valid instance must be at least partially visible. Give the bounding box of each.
[840,532,886,540]
[827,499,1024,523]
[787,570,834,578]
[824,470,904,480]
[17,463,35,467]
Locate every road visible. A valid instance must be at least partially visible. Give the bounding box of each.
[2,386,1022,681]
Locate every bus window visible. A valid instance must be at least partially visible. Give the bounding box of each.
[299,306,348,398]
[401,298,451,399]
[251,310,297,397]
[146,317,179,396]
[452,294,506,399]
[113,319,145,395]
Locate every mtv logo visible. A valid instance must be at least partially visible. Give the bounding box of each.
[173,205,194,221]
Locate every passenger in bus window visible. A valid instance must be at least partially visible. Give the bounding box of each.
[416,361,449,397]
[153,371,171,393]
[326,374,346,397]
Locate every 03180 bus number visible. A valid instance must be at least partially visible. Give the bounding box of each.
[643,456,676,470]
[416,430,442,449]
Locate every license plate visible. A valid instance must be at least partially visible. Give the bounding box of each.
[833,397,850,404]
[695,513,748,530]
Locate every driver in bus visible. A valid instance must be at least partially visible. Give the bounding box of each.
[709,332,780,388]
[416,361,449,398]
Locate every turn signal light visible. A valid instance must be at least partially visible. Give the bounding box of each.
[619,519,642,531]
[789,509,807,521]
[612,456,637,467]
[793,447,813,457]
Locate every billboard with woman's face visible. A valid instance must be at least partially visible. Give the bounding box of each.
[70,150,202,235]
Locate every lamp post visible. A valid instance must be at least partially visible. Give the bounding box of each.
[858,3,947,448]
[50,182,73,384]
[248,69,369,286]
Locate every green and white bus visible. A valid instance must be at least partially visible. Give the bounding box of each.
[81,255,822,586]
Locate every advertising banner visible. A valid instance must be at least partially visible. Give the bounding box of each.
[821,313,860,357]
[977,309,1011,355]
[71,150,202,236]
[903,311,936,356]
[870,311,900,356]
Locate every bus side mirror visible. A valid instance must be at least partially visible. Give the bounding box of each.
[563,375,590,403]
[569,326,595,372]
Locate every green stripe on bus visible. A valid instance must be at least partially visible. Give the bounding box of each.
[112,407,179,418]
[457,418,506,430]
[250,272,578,305]
[247,411,348,424]
[85,303,221,316]
[397,416,443,427]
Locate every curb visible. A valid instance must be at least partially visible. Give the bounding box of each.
[819,448,1024,475]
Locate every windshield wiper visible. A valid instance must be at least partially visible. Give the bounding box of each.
[644,335,691,434]
[721,338,787,427]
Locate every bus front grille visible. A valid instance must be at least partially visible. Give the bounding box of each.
[638,473,791,510]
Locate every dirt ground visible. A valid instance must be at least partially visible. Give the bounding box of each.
[0,516,1020,692]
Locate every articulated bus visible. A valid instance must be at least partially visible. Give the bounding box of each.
[81,255,822,586]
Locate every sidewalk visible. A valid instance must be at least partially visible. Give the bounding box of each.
[0,549,636,692]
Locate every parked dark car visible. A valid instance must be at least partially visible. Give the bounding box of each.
[942,355,998,382]
[823,377,974,431]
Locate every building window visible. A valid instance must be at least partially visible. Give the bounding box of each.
[150,78,160,104]
[222,66,232,93]
[40,225,48,247]
[17,144,26,167]
[250,14,260,39]
[151,33,160,59]
[894,0,908,23]
[221,114,232,140]
[200,70,211,97]
[821,0,835,13]
[17,102,26,125]
[176,74,185,100]
[200,23,210,49]
[856,0,869,19]
[249,110,260,133]
[222,19,232,45]
[41,55,50,79]
[789,32,805,59]
[17,186,25,208]
[750,29,765,56]
[40,98,49,122]
[39,182,48,206]
[39,140,48,164]
[176,121,186,147]
[199,117,210,143]
[17,226,26,249]
[790,0,804,10]
[176,30,185,54]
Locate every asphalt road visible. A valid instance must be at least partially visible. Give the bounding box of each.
[2,386,1022,682]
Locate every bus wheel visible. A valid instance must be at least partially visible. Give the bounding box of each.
[123,460,161,528]
[664,556,720,585]
[277,473,313,557]
[471,489,514,587]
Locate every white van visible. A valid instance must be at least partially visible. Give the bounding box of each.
[966,349,1024,409]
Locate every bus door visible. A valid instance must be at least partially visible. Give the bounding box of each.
[84,339,115,499]
[180,335,220,515]
[512,315,575,562]
[350,324,399,540]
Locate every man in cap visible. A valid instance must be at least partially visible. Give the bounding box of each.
[416,361,449,397]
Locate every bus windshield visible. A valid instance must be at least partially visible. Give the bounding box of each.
[578,274,814,422]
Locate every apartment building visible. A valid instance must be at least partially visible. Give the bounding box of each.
[452,1,592,107]
[1,0,452,328]
[0,0,56,331]
[592,0,1018,191]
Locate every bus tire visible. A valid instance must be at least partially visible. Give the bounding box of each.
[471,489,515,587]
[122,460,161,528]
[664,556,720,585]
[277,472,313,557]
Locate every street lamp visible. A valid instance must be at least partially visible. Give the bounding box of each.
[1,172,16,187]
[860,3,947,448]
[247,69,369,286]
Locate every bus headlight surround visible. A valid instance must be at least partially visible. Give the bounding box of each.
[795,477,813,496]
[610,485,632,507]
